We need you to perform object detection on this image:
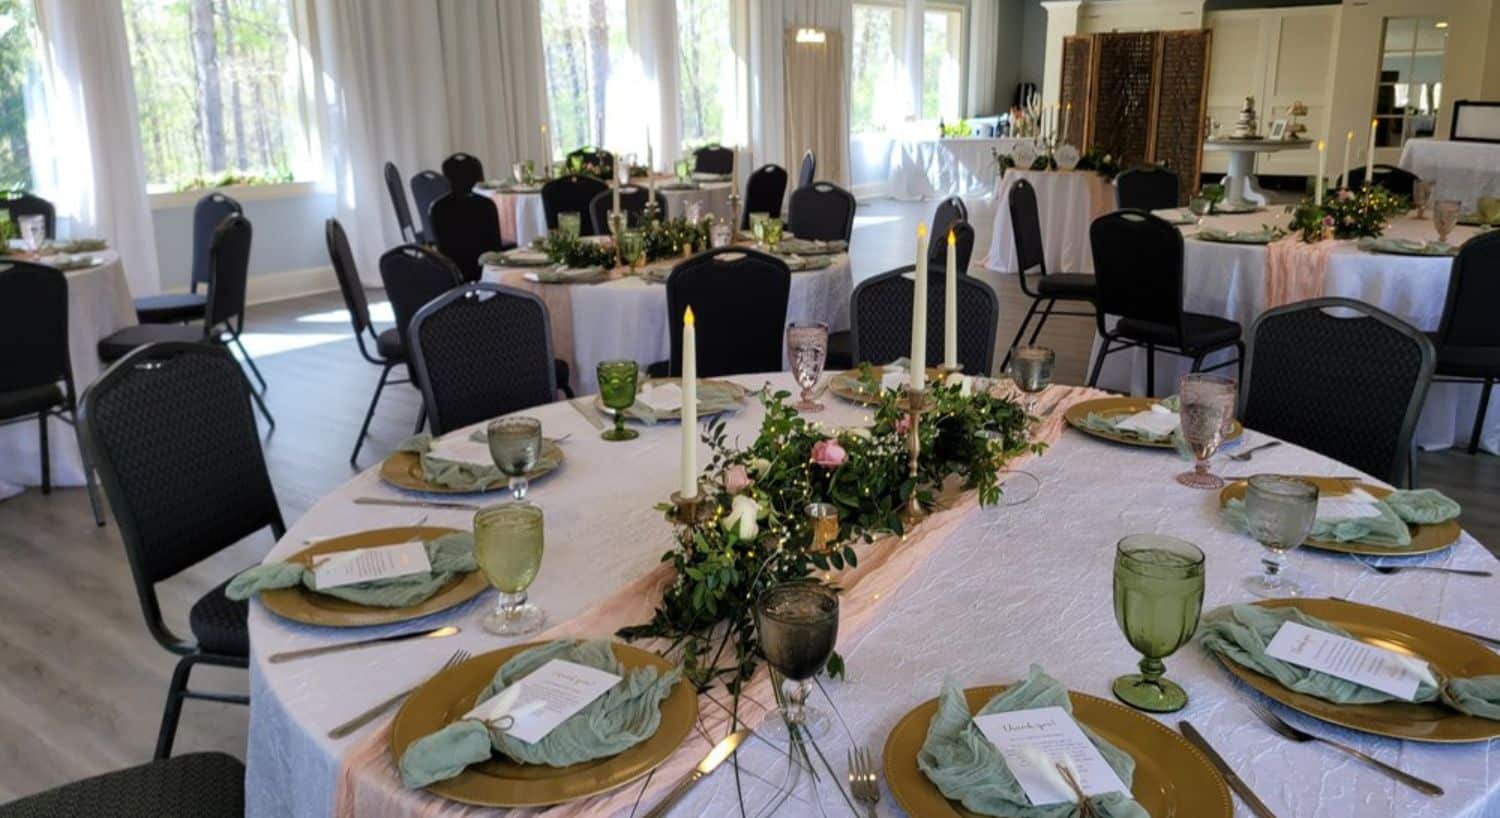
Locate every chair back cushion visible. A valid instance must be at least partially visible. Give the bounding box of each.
[742,164,789,227]
[379,244,462,353]
[693,145,735,175]
[1090,210,1184,335]
[81,342,282,584]
[1242,298,1434,486]
[926,221,975,276]
[410,171,451,246]
[1008,179,1047,275]
[1435,230,1500,349]
[1342,164,1418,197]
[787,182,857,242]
[851,264,999,374]
[384,161,417,240]
[408,283,557,434]
[666,248,791,377]
[798,150,816,188]
[191,193,243,291]
[1114,167,1179,210]
[0,261,69,396]
[204,215,253,331]
[325,218,371,335]
[541,175,609,234]
[430,193,504,282]
[441,152,485,193]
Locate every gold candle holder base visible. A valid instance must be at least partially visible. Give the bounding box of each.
[899,388,931,528]
[669,490,714,526]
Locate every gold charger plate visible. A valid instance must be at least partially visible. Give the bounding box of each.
[1218,476,1460,556]
[827,366,944,406]
[379,439,564,495]
[1217,598,1500,743]
[883,685,1231,818]
[259,526,488,627]
[594,378,748,422]
[1064,396,1243,449]
[389,641,698,808]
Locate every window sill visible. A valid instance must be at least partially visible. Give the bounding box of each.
[148,180,320,211]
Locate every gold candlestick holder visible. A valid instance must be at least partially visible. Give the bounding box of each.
[669,489,714,526]
[606,211,627,270]
[899,388,931,529]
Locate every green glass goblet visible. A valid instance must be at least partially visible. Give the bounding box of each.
[596,359,640,441]
[1111,533,1205,713]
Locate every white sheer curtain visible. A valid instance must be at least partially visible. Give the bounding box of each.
[29,0,160,296]
[438,0,552,177]
[749,0,852,184]
[627,0,681,172]
[967,0,1000,117]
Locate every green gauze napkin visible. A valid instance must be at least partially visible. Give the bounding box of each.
[1082,396,1180,443]
[1200,605,1500,720]
[226,531,476,607]
[1222,488,1459,548]
[398,434,500,491]
[917,665,1148,818]
[399,640,681,788]
[1382,489,1461,524]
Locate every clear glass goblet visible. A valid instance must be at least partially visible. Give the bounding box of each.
[558,211,582,239]
[474,502,546,636]
[487,416,542,501]
[1243,474,1319,598]
[1111,534,1205,713]
[1006,346,1055,415]
[755,581,839,742]
[1412,179,1434,219]
[18,214,45,254]
[976,427,1041,506]
[596,359,640,441]
[1433,200,1461,244]
[787,321,829,412]
[1175,374,1236,489]
[1188,196,1211,228]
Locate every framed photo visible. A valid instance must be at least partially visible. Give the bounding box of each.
[1267,119,1289,140]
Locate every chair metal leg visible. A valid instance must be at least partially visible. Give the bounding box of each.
[1027,300,1056,345]
[244,373,276,429]
[1145,344,1156,398]
[1002,299,1042,371]
[37,412,49,495]
[1234,341,1246,383]
[155,655,193,760]
[1087,341,1110,388]
[1189,352,1206,373]
[1470,377,1494,455]
[230,334,268,394]
[414,405,428,435]
[71,410,105,526]
[351,364,394,467]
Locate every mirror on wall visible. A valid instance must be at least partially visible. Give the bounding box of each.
[1373,16,1448,148]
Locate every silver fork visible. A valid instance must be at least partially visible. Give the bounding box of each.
[1354,557,1492,577]
[1244,698,1443,796]
[1229,440,1281,461]
[847,746,879,818]
[328,649,471,739]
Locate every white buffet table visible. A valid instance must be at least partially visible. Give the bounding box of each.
[1089,212,1497,453]
[482,179,736,248]
[243,372,1500,818]
[981,168,1115,274]
[1398,138,1500,212]
[887,136,1024,200]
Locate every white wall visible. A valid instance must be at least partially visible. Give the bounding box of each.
[1020,0,1048,93]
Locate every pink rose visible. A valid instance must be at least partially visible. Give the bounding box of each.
[893,414,912,436]
[724,464,752,495]
[1338,189,1353,201]
[810,438,847,469]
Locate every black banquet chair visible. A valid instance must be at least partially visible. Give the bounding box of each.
[588,186,664,234]
[1427,230,1500,454]
[134,192,241,325]
[379,244,462,433]
[327,219,416,465]
[429,192,512,282]
[1002,178,1096,369]
[0,752,244,817]
[1087,210,1241,396]
[410,170,450,247]
[0,191,56,238]
[1340,164,1419,198]
[797,149,816,188]
[742,164,789,228]
[659,248,791,378]
[1241,298,1434,487]
[692,144,735,175]
[541,175,609,235]
[850,263,999,375]
[441,152,485,193]
[1114,166,1180,210]
[787,182,857,242]
[0,261,103,523]
[408,282,559,435]
[80,342,287,759]
[385,160,421,243]
[98,214,275,425]
[928,196,968,250]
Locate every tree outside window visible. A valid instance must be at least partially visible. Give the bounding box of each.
[541,0,628,158]
[677,0,736,148]
[0,0,36,191]
[851,3,902,135]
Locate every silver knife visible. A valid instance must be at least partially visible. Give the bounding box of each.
[353,497,479,511]
[268,625,460,663]
[1180,721,1279,818]
[569,397,607,430]
[642,729,748,818]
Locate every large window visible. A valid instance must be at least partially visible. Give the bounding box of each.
[922,6,963,123]
[541,0,628,157]
[851,3,903,134]
[677,0,740,147]
[0,0,36,191]
[123,0,309,192]
[1374,16,1447,148]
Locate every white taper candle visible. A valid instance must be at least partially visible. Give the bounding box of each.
[943,228,958,369]
[680,307,697,499]
[911,223,928,391]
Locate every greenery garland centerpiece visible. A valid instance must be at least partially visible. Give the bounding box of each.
[993,147,1120,179]
[641,216,713,262]
[1288,185,1410,242]
[618,376,1044,691]
[531,230,615,269]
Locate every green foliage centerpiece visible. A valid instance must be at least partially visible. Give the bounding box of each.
[618,378,1043,691]
[1288,185,1410,242]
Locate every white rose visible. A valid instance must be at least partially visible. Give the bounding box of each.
[748,457,772,477]
[722,494,761,541]
[945,372,973,397]
[841,426,872,440]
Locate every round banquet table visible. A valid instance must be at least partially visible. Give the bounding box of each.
[887,136,1024,200]
[481,180,735,248]
[483,253,852,395]
[980,168,1115,275]
[245,372,1500,818]
[1088,212,1499,454]
[1398,138,1500,212]
[0,252,136,497]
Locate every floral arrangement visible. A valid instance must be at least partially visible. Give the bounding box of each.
[1287,185,1410,242]
[1198,183,1226,210]
[994,147,1120,179]
[940,119,971,138]
[641,216,713,262]
[618,380,1042,690]
[531,230,615,268]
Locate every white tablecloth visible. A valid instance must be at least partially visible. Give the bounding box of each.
[483,255,852,394]
[1089,213,1497,453]
[483,181,736,248]
[888,136,1023,200]
[244,372,1500,818]
[981,168,1115,274]
[1398,139,1500,212]
[0,253,135,494]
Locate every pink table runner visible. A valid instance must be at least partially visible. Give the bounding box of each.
[1264,236,1333,309]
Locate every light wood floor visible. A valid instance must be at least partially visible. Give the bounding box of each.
[0,198,1494,801]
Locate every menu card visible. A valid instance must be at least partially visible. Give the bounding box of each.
[464,659,622,744]
[1316,488,1383,520]
[430,434,494,466]
[1113,407,1178,438]
[1266,621,1435,700]
[639,383,683,413]
[974,706,1129,805]
[880,371,910,392]
[312,541,431,589]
